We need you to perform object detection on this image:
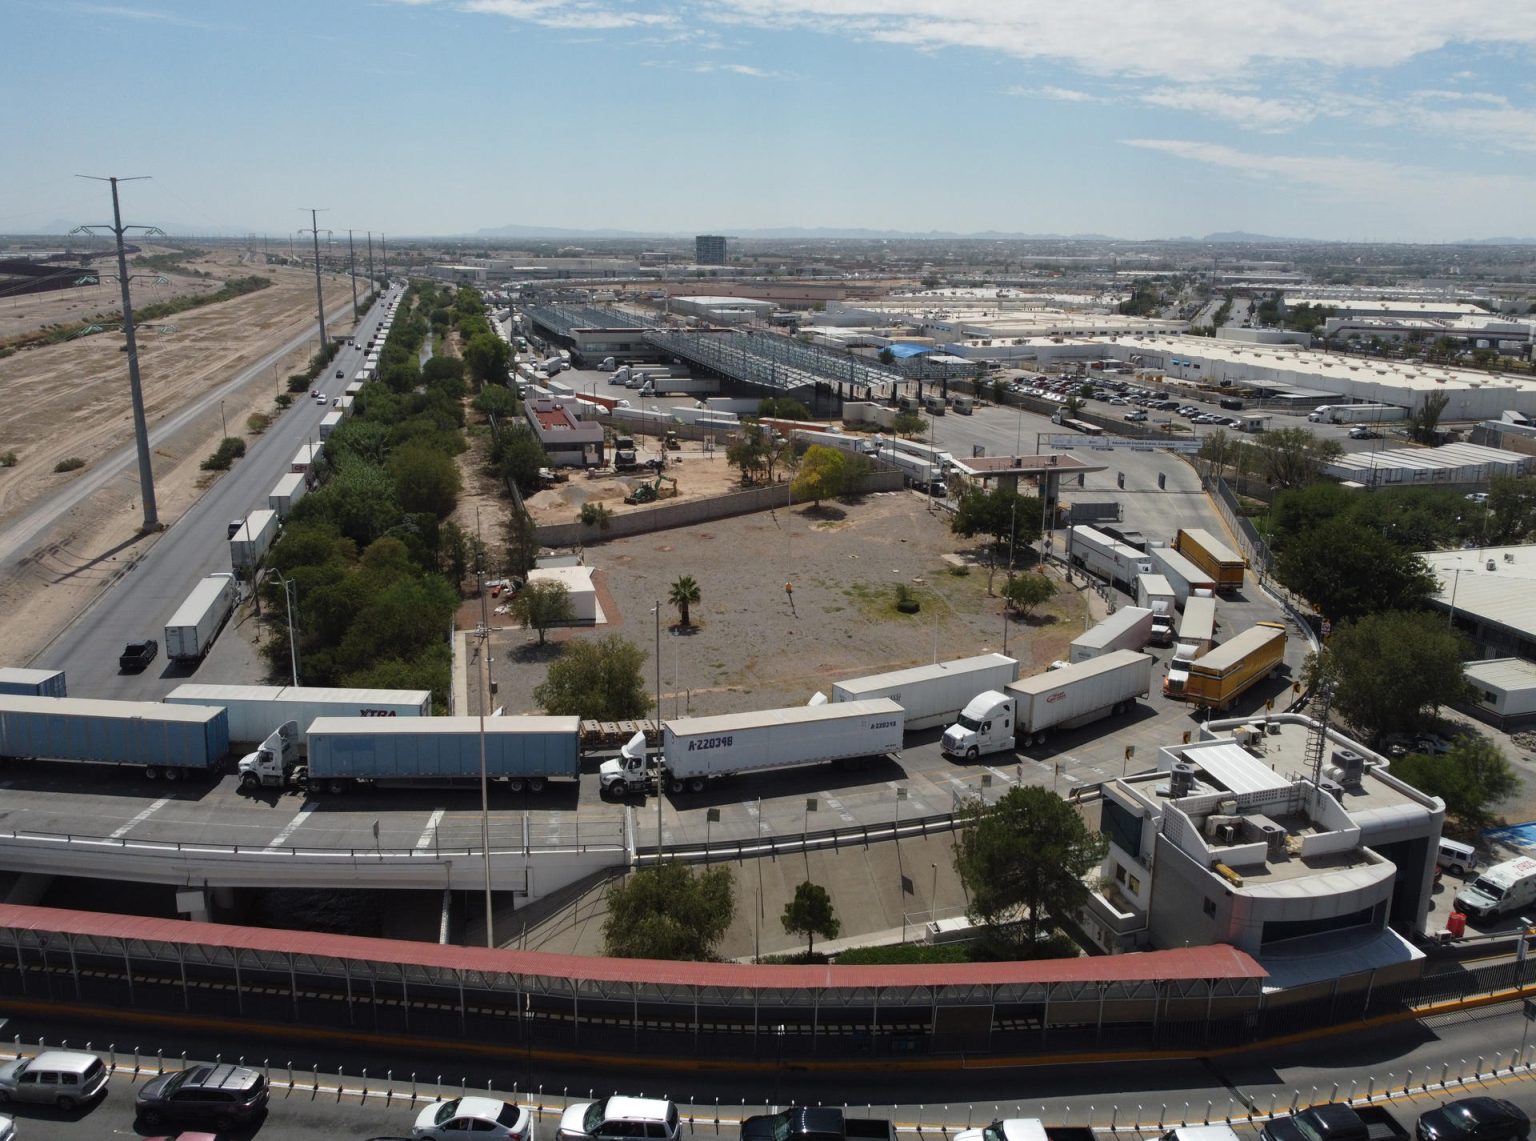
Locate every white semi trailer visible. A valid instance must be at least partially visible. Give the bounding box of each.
[163,683,431,744]
[598,698,904,795]
[1068,526,1153,592]
[164,573,239,665]
[1069,607,1154,663]
[1135,573,1178,646]
[831,654,1019,731]
[941,650,1153,755]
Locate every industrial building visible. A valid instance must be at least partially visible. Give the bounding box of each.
[1422,544,1536,661]
[1082,714,1444,988]
[667,295,774,324]
[1320,442,1534,488]
[522,396,603,467]
[695,235,728,266]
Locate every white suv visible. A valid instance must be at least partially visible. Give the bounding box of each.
[559,1096,681,1141]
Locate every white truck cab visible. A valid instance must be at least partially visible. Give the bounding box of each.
[236,721,301,791]
[942,691,1014,757]
[597,731,651,797]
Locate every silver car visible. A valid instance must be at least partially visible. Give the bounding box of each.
[0,1050,110,1110]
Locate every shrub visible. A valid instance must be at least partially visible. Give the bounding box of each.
[288,374,311,392]
[275,393,294,409]
[54,457,85,473]
[200,436,246,471]
[894,583,921,613]
[578,502,612,529]
[247,412,272,435]
[0,451,17,467]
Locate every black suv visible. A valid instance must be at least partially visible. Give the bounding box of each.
[136,1063,269,1129]
[118,639,158,672]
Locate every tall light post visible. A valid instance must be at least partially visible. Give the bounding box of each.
[266,569,300,686]
[654,600,664,856]
[219,399,227,440]
[300,209,331,353]
[475,515,495,948]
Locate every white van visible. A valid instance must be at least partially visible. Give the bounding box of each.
[1455,855,1536,920]
[0,1050,110,1110]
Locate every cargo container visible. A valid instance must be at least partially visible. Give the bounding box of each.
[163,683,432,745]
[302,715,581,793]
[1070,607,1154,663]
[1148,545,1217,605]
[830,654,1019,731]
[1135,574,1177,646]
[267,472,309,520]
[164,573,239,664]
[1068,526,1154,592]
[637,376,719,397]
[600,699,905,796]
[942,650,1153,755]
[1179,622,1286,710]
[1175,528,1245,593]
[0,668,67,698]
[291,443,322,475]
[1163,596,1219,697]
[0,695,230,779]
[318,411,343,440]
[229,509,278,575]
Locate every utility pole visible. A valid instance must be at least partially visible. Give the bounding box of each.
[347,229,358,316]
[73,175,165,532]
[366,231,375,291]
[300,208,330,354]
[380,233,387,281]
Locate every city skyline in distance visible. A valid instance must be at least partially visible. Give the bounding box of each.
[6,0,1535,244]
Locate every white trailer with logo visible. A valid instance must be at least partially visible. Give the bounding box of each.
[598,699,904,795]
[163,683,431,745]
[1069,526,1153,592]
[831,654,1019,731]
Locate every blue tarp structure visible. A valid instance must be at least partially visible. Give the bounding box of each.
[1483,822,1536,851]
[885,343,934,359]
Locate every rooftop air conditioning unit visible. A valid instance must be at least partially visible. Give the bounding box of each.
[1169,762,1197,798]
[1506,552,1515,563]
[1214,821,1240,846]
[1254,819,1288,859]
[1488,559,1497,571]
[1319,778,1345,801]
[1329,748,1368,788]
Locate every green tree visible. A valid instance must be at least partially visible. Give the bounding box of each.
[758,396,812,420]
[533,634,652,719]
[954,785,1106,953]
[490,422,547,493]
[1486,474,1536,543]
[950,486,1042,559]
[1391,736,1518,835]
[389,442,462,518]
[781,881,840,959]
[504,508,539,579]
[1308,611,1473,740]
[724,420,792,485]
[1275,518,1438,622]
[668,574,701,628]
[308,454,401,547]
[1249,427,1344,489]
[892,411,926,437]
[513,579,574,645]
[877,347,896,366]
[791,444,850,505]
[1004,573,1055,616]
[463,331,512,388]
[1407,392,1452,445]
[441,520,470,589]
[602,861,736,961]
[472,384,518,419]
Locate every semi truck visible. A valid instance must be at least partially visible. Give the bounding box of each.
[318,410,344,440]
[267,472,309,520]
[1069,607,1154,663]
[1148,545,1217,604]
[941,650,1153,755]
[229,509,278,575]
[637,376,719,397]
[1068,526,1154,592]
[1163,596,1219,697]
[0,694,230,780]
[291,443,322,476]
[266,715,584,794]
[830,654,1019,731]
[164,573,239,665]
[0,668,66,698]
[1174,528,1245,593]
[163,683,431,745]
[875,444,946,496]
[599,699,905,796]
[1175,621,1286,709]
[1135,573,1177,646]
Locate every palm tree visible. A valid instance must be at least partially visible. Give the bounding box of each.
[669,575,701,628]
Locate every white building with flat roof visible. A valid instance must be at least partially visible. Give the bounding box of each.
[1422,544,1536,661]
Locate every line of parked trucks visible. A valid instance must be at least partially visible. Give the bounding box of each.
[0,647,1167,792]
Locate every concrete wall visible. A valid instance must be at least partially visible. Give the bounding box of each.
[537,470,905,548]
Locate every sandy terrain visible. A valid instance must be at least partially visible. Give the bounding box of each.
[0,246,364,664]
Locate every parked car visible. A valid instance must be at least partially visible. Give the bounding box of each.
[1416,1098,1529,1141]
[135,1064,269,1130]
[1349,426,1379,439]
[0,1050,111,1110]
[414,1097,532,1140]
[0,1113,13,1141]
[1124,410,1148,422]
[558,1096,681,1141]
[119,638,159,673]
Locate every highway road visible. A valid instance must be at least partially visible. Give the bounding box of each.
[28,284,403,702]
[2,995,1536,1139]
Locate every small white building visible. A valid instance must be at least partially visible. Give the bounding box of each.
[1462,658,1536,728]
[526,565,598,623]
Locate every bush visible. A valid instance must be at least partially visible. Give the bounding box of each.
[288,374,311,393]
[0,451,17,467]
[54,457,85,473]
[200,437,246,471]
[578,502,612,529]
[275,393,294,409]
[247,412,272,435]
[894,583,921,613]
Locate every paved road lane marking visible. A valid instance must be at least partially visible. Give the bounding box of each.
[415,808,445,850]
[264,803,316,851]
[108,797,170,840]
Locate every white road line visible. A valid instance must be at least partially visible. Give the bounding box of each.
[108,797,170,840]
[415,809,445,850]
[263,804,316,851]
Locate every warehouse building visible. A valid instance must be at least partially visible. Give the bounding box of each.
[1321,442,1534,488]
[1422,545,1536,661]
[1082,714,1443,987]
[1461,658,1536,729]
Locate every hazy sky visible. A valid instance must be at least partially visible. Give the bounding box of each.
[7,0,1536,241]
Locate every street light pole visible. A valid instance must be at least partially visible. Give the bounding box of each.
[655,599,663,857]
[219,399,227,440]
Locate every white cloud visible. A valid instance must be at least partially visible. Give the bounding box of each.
[71,3,212,27]
[1009,85,1101,104]
[458,0,674,29]
[692,62,783,77]
[1140,88,1314,131]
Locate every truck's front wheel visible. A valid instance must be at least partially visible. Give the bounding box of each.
[965,747,978,760]
[239,773,260,793]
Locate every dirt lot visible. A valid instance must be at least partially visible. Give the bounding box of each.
[484,481,1093,720]
[0,246,360,663]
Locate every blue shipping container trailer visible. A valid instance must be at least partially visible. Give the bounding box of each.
[0,668,67,698]
[305,715,582,791]
[0,695,230,775]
